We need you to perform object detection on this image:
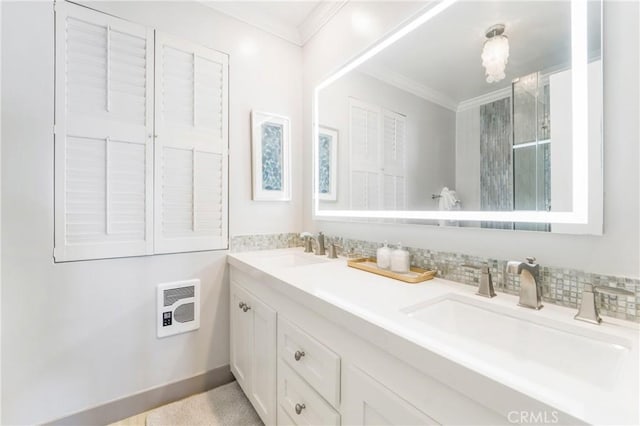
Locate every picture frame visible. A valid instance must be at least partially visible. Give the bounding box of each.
[317,126,338,201]
[251,110,291,201]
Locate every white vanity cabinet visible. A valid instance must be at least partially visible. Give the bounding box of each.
[228,258,509,426]
[229,280,277,425]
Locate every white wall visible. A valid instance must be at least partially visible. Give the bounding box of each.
[454,107,481,211]
[303,1,639,278]
[1,1,302,424]
[319,70,455,210]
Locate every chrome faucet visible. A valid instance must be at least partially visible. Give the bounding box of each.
[327,242,340,259]
[300,232,313,253]
[575,284,634,324]
[462,264,496,298]
[313,232,326,256]
[507,257,543,310]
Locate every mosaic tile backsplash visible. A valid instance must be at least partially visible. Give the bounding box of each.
[230,233,303,252]
[230,232,640,322]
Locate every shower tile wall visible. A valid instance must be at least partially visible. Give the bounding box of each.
[480,97,513,230]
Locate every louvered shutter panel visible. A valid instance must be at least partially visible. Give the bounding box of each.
[154,33,228,253]
[54,2,154,261]
[382,110,406,209]
[351,171,380,210]
[349,99,381,210]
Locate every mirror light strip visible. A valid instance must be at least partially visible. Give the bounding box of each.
[571,0,589,222]
[316,0,459,92]
[314,0,590,225]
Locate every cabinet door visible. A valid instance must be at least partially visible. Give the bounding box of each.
[230,282,252,393]
[154,32,229,254]
[54,1,154,261]
[248,292,277,425]
[343,365,440,425]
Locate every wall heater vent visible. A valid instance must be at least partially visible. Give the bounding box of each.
[157,279,200,338]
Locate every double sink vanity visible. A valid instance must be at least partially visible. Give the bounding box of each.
[228,248,639,426]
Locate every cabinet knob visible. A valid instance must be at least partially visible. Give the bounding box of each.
[238,302,246,309]
[294,350,305,361]
[295,403,306,415]
[242,305,251,312]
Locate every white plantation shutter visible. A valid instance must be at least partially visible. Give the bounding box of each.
[349,99,405,211]
[54,2,154,261]
[351,171,380,210]
[382,110,406,209]
[349,99,380,210]
[154,33,228,253]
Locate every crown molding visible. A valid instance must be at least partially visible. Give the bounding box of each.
[361,67,458,112]
[298,0,348,45]
[456,86,511,112]
[199,1,348,46]
[199,1,303,45]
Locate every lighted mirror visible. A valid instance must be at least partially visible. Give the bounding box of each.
[313,0,603,234]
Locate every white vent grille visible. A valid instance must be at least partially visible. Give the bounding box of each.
[157,279,200,338]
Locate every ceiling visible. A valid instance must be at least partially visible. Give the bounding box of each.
[358,0,601,109]
[199,0,348,46]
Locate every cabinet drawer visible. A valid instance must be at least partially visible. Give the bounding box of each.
[278,360,340,426]
[278,317,341,407]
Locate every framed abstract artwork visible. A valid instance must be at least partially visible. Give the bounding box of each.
[251,111,291,201]
[318,126,338,201]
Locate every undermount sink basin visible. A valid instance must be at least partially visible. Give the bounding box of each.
[401,294,633,389]
[255,251,330,268]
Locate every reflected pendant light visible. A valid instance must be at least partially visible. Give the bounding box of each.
[481,24,509,83]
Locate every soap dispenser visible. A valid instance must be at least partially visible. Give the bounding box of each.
[390,242,410,274]
[376,241,391,269]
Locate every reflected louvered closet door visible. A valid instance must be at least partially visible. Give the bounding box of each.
[382,110,406,210]
[54,2,154,261]
[154,33,228,253]
[349,99,380,210]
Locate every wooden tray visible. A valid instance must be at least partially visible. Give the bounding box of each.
[347,257,436,284]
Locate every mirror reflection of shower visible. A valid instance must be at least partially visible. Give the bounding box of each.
[480,71,552,231]
[512,72,551,232]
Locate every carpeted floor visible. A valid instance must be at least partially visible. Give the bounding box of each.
[145,381,263,426]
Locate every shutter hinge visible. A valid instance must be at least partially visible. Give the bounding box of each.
[53,124,57,135]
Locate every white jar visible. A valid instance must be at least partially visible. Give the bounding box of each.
[376,242,391,269]
[390,243,410,274]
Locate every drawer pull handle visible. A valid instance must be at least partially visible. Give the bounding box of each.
[242,305,251,312]
[294,350,305,361]
[238,302,246,309]
[295,403,306,415]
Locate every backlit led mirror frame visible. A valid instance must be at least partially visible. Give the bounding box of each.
[312,0,602,230]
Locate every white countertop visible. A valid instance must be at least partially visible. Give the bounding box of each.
[227,248,640,425]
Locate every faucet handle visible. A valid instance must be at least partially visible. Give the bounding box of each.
[327,243,341,259]
[593,285,634,297]
[526,256,536,264]
[575,284,634,324]
[462,264,495,298]
[462,263,489,273]
[300,232,313,253]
